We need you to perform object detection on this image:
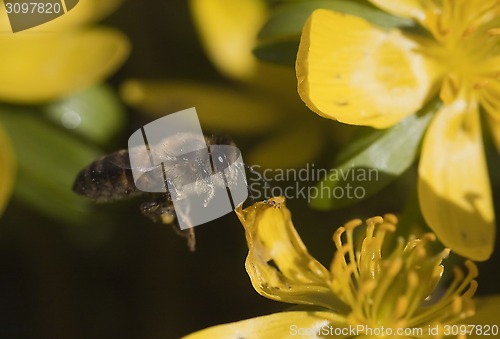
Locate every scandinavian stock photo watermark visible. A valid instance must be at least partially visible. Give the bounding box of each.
[3,0,80,32]
[247,164,379,203]
[289,324,499,337]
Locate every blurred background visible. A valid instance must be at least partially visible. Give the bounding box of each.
[0,1,499,338]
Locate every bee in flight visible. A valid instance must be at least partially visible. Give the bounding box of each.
[72,133,244,251]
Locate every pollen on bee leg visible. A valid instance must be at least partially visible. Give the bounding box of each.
[161,214,175,224]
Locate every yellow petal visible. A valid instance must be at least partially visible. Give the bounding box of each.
[236,198,346,310]
[0,123,16,217]
[0,0,124,32]
[120,80,283,135]
[367,0,426,22]
[418,99,495,261]
[466,295,500,339]
[191,0,299,94]
[297,10,436,129]
[182,311,345,339]
[0,28,129,103]
[190,0,267,80]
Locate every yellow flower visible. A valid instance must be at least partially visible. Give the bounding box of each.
[184,197,498,338]
[296,1,499,261]
[0,0,128,219]
[0,0,129,103]
[190,0,268,81]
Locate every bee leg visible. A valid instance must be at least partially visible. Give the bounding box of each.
[173,226,196,252]
[140,201,163,223]
[140,200,196,252]
[171,207,196,252]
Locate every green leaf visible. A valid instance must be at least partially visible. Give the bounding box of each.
[253,40,299,67]
[310,98,440,210]
[255,0,413,65]
[43,85,125,145]
[0,107,102,224]
[260,0,412,40]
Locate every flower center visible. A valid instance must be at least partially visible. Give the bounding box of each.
[330,214,478,335]
[423,0,499,101]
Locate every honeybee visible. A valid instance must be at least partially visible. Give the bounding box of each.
[72,133,243,251]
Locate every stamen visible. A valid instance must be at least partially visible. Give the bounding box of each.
[333,227,345,249]
[344,218,362,231]
[403,270,421,320]
[383,213,398,224]
[452,297,463,314]
[422,232,437,243]
[357,280,376,319]
[388,258,403,277]
[345,220,362,279]
[415,243,427,258]
[395,295,409,318]
[327,214,477,332]
[462,280,478,298]
[366,216,384,225]
[465,260,479,279]
[408,270,419,289]
[370,259,402,320]
[359,280,377,296]
[408,261,477,327]
[462,298,476,317]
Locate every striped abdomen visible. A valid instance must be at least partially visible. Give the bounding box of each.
[72,149,141,202]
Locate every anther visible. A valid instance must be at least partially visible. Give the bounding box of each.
[344,219,362,231]
[465,260,479,279]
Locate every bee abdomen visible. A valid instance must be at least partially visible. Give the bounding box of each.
[73,150,140,202]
